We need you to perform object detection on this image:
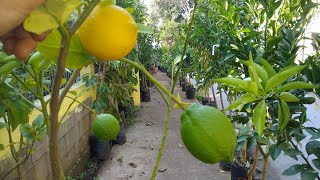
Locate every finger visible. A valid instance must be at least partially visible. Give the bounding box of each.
[30,30,51,41]
[3,37,16,54]
[14,38,37,60]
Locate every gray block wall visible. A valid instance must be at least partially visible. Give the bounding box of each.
[0,98,93,180]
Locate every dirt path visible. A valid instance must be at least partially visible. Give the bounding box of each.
[98,72,230,180]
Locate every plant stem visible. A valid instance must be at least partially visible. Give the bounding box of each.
[17,135,24,180]
[5,82,42,111]
[248,145,259,180]
[211,84,219,109]
[119,58,185,110]
[11,73,40,99]
[150,101,172,180]
[48,27,70,180]
[172,0,198,93]
[48,1,99,179]
[65,95,96,115]
[1,138,35,180]
[289,140,320,180]
[261,144,270,180]
[58,68,81,106]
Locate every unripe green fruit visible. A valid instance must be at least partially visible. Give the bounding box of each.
[180,103,236,164]
[92,114,120,141]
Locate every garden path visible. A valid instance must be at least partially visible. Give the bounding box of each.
[98,71,230,180]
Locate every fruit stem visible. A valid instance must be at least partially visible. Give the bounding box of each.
[150,101,172,180]
[119,58,185,110]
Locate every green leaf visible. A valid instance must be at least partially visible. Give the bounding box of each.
[20,124,35,140]
[277,81,316,92]
[24,0,81,34]
[270,144,281,160]
[0,144,4,151]
[37,31,93,68]
[312,159,320,169]
[253,100,267,136]
[259,57,276,78]
[301,169,319,180]
[266,36,281,51]
[32,115,45,128]
[212,77,251,92]
[285,149,303,156]
[226,93,257,111]
[173,55,186,65]
[282,164,304,176]
[279,92,300,102]
[278,100,290,131]
[7,100,31,131]
[253,63,269,83]
[0,61,20,76]
[306,141,320,156]
[265,65,306,92]
[237,28,250,34]
[125,7,135,14]
[0,122,8,129]
[137,23,153,34]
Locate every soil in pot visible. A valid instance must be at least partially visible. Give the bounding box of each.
[231,163,248,180]
[141,88,151,102]
[89,135,112,161]
[186,87,196,99]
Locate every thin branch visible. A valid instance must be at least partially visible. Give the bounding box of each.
[69,0,100,35]
[119,58,185,110]
[0,138,35,180]
[58,68,81,106]
[65,95,96,115]
[5,83,42,111]
[11,73,40,99]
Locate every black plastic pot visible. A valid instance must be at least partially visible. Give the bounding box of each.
[181,82,187,92]
[147,80,153,87]
[201,98,209,105]
[186,87,196,99]
[206,101,216,107]
[141,88,151,102]
[231,164,248,180]
[89,135,111,161]
[219,161,232,171]
[113,122,126,145]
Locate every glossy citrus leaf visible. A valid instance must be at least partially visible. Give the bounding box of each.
[278,100,290,131]
[279,92,300,102]
[226,93,257,111]
[37,30,93,68]
[24,0,81,34]
[259,57,276,78]
[212,77,251,92]
[265,65,306,92]
[253,100,267,136]
[277,81,315,92]
[137,23,153,34]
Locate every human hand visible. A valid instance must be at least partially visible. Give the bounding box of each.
[0,0,47,60]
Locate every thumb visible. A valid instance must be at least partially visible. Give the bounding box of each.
[0,0,45,36]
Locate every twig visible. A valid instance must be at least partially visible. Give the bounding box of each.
[248,146,259,180]
[58,68,81,106]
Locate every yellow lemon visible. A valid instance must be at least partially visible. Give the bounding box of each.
[78,5,138,60]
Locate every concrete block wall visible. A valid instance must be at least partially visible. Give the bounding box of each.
[0,98,93,180]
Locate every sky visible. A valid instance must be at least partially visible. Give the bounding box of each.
[141,0,152,14]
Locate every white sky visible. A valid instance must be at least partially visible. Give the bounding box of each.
[141,0,152,14]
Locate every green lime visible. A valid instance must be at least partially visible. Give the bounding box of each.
[180,103,236,164]
[92,114,120,141]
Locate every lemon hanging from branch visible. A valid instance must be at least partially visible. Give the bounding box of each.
[78,4,138,60]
